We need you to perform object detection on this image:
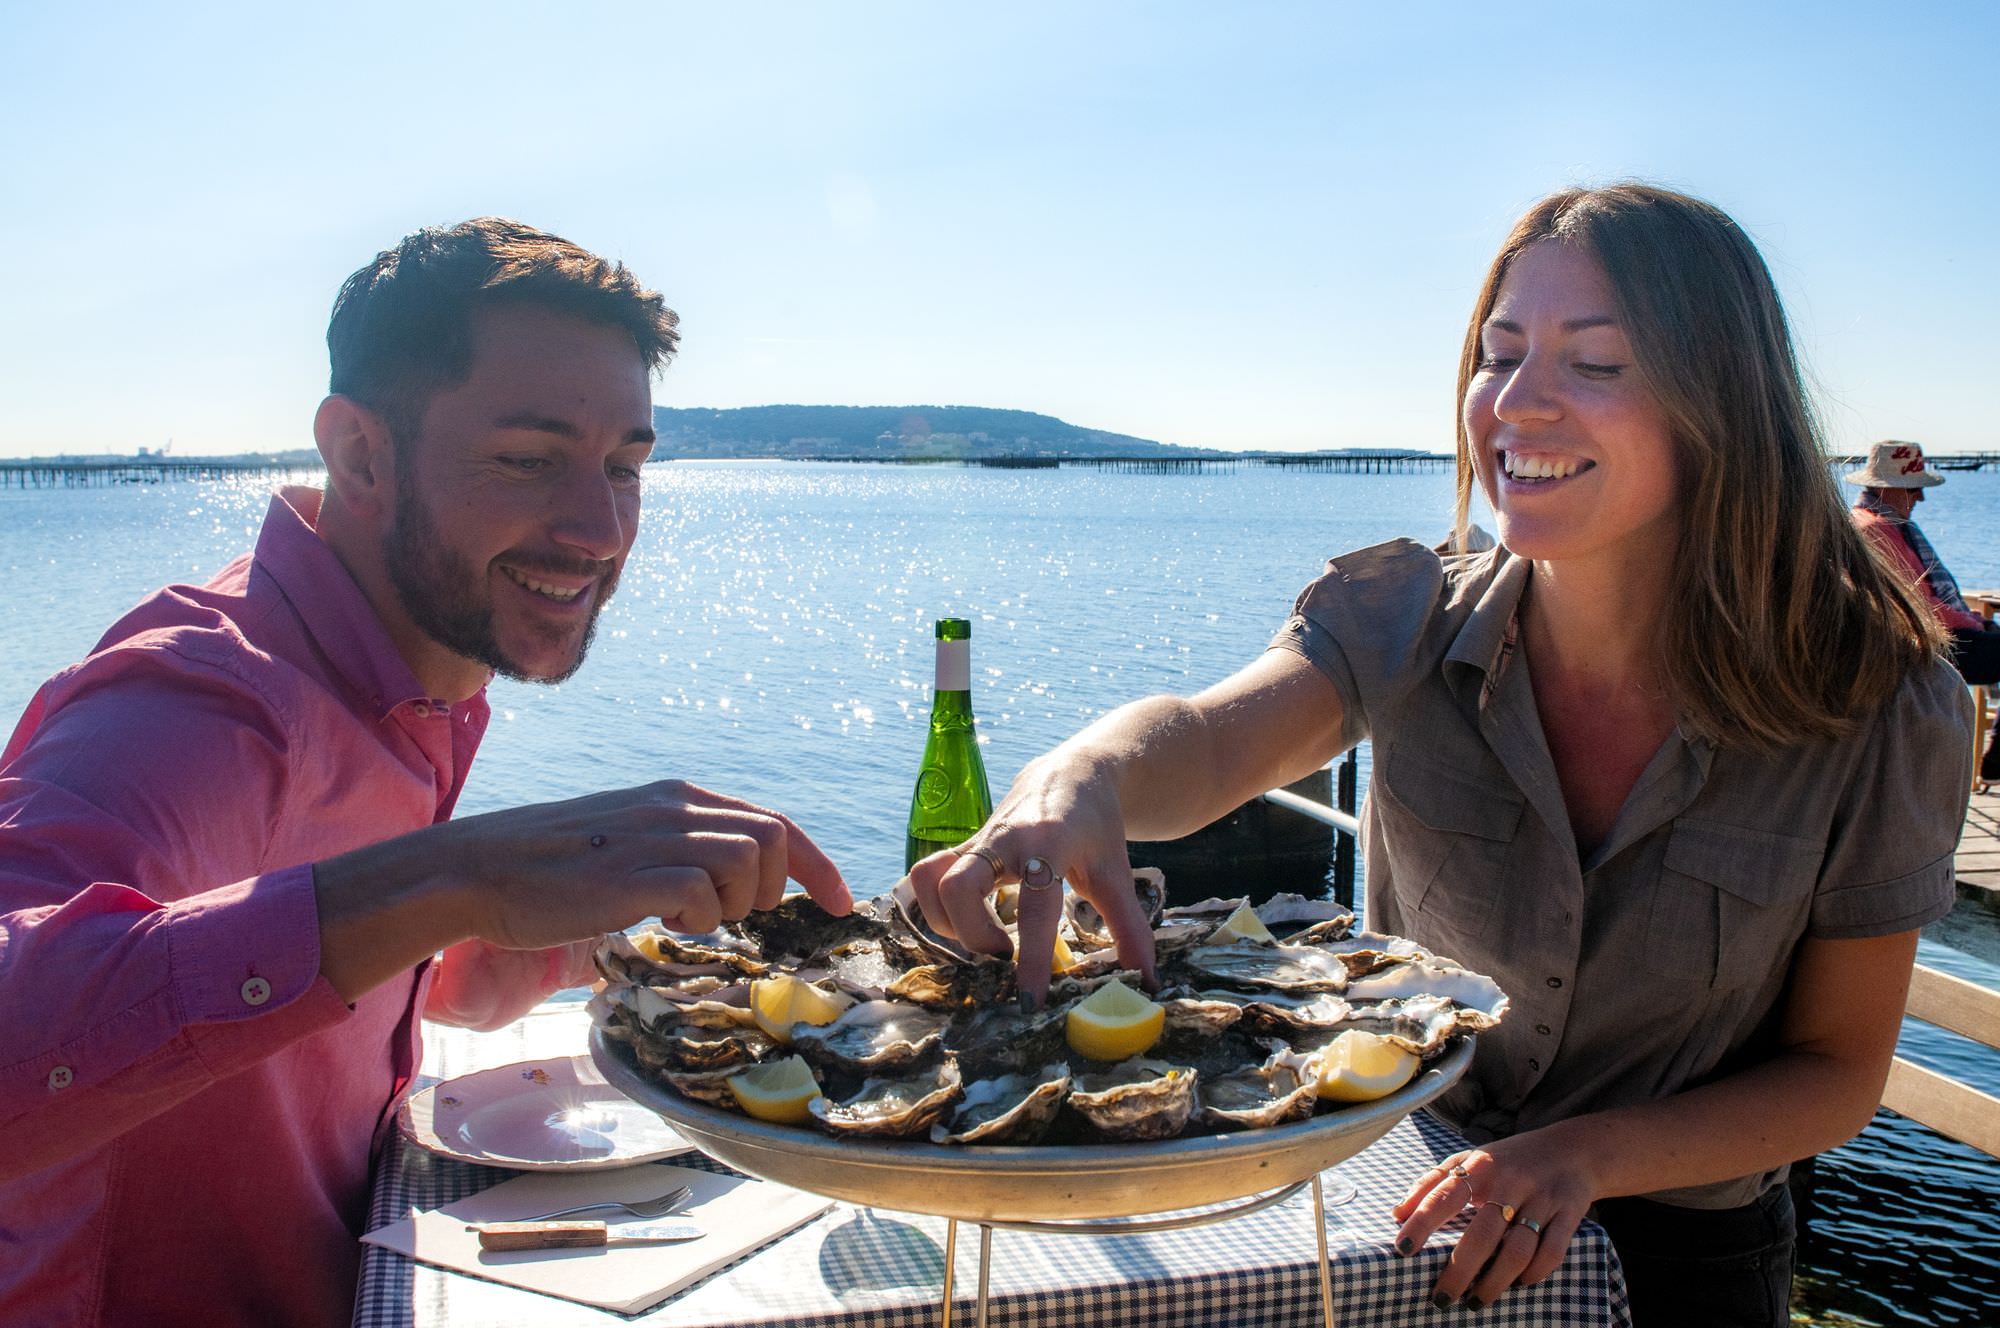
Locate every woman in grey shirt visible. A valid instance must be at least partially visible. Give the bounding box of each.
[909,184,1970,1325]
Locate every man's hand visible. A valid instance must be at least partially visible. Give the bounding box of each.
[313,780,849,1003]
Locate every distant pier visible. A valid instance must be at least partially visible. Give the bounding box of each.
[810,451,1456,474]
[0,459,319,490]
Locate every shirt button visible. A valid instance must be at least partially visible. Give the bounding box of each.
[412,702,432,719]
[240,977,272,1006]
[1536,1023,1552,1036]
[48,1065,73,1090]
[1528,1058,1542,1072]
[1546,977,1564,989]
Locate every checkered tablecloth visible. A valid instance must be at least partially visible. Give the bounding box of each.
[353,1107,1630,1328]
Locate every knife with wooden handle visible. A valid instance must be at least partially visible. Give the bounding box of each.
[472,1219,706,1251]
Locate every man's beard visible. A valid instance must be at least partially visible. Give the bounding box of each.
[384,481,619,685]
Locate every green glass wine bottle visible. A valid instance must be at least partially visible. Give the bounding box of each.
[905,617,994,870]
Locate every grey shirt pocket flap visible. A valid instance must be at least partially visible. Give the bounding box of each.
[1663,818,1823,906]
[1384,746,1525,842]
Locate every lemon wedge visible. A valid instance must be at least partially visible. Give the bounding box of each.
[1205,902,1276,945]
[749,975,854,1043]
[1065,978,1166,1061]
[1049,932,1079,973]
[1312,1029,1419,1102]
[727,1055,824,1123]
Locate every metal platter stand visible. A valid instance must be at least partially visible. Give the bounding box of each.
[592,1030,1473,1328]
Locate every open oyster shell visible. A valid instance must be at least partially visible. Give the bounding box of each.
[1196,1056,1321,1131]
[1067,1056,1198,1141]
[1182,940,1351,992]
[791,999,951,1075]
[931,1063,1072,1145]
[810,1058,964,1138]
[1060,867,1167,952]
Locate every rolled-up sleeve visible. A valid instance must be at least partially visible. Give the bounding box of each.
[0,656,352,1178]
[1809,656,1971,938]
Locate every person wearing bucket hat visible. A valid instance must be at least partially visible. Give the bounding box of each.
[1847,440,2000,774]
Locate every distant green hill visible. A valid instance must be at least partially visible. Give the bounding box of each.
[650,405,1209,459]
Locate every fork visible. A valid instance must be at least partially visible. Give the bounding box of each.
[511,1184,693,1223]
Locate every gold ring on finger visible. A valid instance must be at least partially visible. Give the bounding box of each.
[956,844,1006,878]
[1493,1202,1518,1223]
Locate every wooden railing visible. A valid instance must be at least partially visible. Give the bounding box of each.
[1885,964,2000,1158]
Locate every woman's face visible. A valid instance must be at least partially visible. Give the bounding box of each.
[1464,240,1680,573]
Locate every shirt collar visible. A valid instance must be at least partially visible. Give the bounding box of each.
[1442,550,1534,708]
[254,486,436,721]
[1855,490,1912,527]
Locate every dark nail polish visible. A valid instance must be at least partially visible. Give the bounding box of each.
[1431,1292,1455,1310]
[1465,1295,1486,1311]
[1395,1237,1413,1255]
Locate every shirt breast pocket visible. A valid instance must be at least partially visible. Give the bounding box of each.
[1644,818,1822,989]
[1374,744,1524,944]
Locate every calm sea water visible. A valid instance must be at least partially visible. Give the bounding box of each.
[3,461,1996,1325]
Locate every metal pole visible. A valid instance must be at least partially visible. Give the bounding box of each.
[1311,1173,1336,1328]
[1334,749,1358,908]
[976,1225,994,1328]
[940,1217,958,1328]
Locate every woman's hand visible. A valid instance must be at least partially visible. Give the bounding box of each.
[904,748,1157,1006]
[1390,1130,1600,1311]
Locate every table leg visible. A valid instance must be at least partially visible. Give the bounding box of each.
[1312,1173,1337,1328]
[940,1217,958,1328]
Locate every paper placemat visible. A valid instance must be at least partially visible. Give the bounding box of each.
[361,1162,832,1315]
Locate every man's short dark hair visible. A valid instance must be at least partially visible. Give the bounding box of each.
[327,217,680,442]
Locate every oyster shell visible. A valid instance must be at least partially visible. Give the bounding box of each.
[887,957,1017,1009]
[791,999,951,1074]
[1343,959,1509,1019]
[1232,989,1355,1037]
[1315,994,1494,1058]
[1181,940,1351,992]
[1196,1056,1320,1131]
[930,1063,1072,1145]
[1061,867,1167,951]
[1067,1056,1198,1140]
[810,1058,964,1138]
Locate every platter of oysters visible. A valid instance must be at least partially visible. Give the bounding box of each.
[589,871,1505,1222]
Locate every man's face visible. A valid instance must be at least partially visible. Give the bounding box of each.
[384,305,654,684]
[1877,486,1921,519]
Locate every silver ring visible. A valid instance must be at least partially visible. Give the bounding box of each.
[956,844,1005,878]
[1447,1164,1470,1181]
[1021,857,1057,891]
[1517,1216,1544,1236]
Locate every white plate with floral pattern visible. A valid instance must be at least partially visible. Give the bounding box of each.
[399,1054,694,1171]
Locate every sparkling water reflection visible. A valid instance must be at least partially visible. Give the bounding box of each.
[3,460,1997,1323]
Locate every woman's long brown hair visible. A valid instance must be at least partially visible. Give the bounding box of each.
[1451,184,1943,749]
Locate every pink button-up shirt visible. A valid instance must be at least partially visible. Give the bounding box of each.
[1,488,497,1327]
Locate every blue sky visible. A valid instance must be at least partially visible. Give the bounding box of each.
[2,2,1994,458]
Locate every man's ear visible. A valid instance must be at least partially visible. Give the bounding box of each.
[314,395,395,520]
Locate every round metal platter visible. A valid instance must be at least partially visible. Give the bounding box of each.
[590,1026,1473,1223]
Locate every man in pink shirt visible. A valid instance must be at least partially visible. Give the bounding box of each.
[1847,437,2000,776]
[0,219,850,1327]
